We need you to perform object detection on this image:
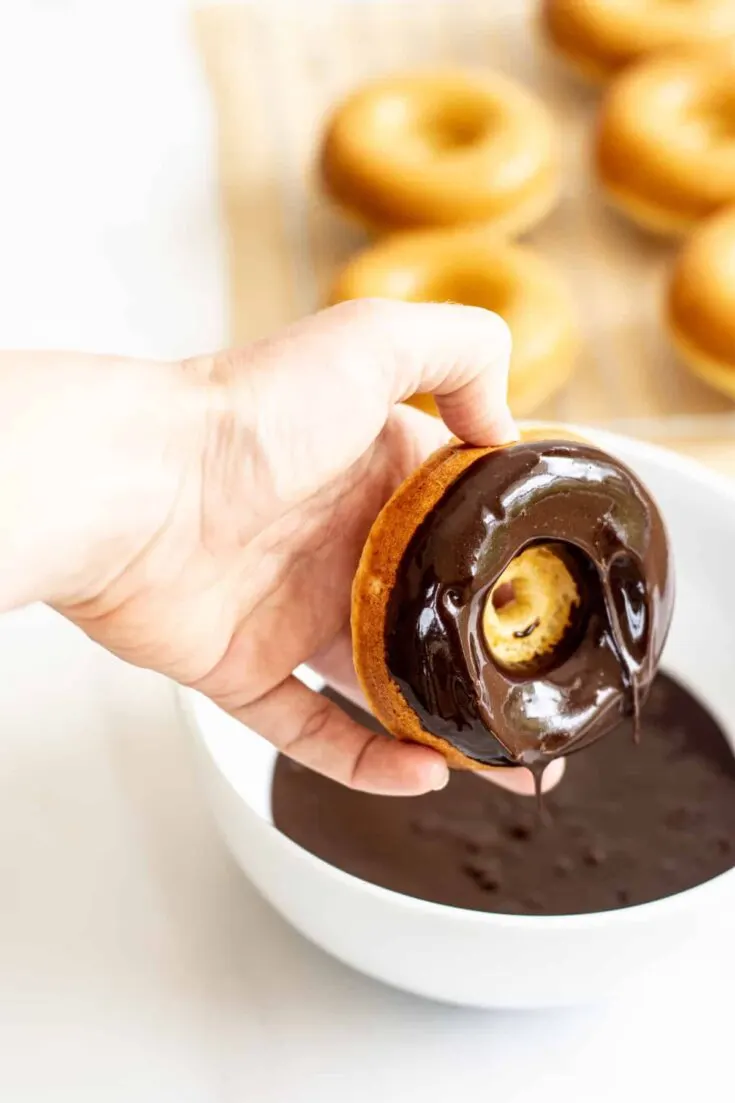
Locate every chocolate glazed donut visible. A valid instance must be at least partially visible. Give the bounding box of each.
[353,436,674,777]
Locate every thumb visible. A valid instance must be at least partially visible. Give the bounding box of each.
[326,298,518,446]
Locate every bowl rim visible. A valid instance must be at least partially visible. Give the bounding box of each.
[183,429,735,933]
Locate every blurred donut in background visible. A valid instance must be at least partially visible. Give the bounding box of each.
[667,206,735,399]
[319,70,560,236]
[327,227,580,416]
[540,0,735,84]
[595,46,735,236]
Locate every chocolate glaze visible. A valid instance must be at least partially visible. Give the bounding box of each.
[385,441,674,768]
[272,677,735,916]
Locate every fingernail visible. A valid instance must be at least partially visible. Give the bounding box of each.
[429,761,450,791]
[540,758,565,792]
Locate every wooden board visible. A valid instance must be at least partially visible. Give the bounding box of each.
[194,0,735,476]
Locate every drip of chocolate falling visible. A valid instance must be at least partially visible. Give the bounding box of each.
[384,441,674,772]
[530,762,545,816]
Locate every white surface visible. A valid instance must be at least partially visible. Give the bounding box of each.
[186,432,735,1010]
[0,1,731,1100]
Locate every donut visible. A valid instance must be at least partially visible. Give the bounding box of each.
[352,429,674,774]
[667,206,735,399]
[319,71,560,236]
[327,229,579,416]
[541,0,735,84]
[595,46,735,236]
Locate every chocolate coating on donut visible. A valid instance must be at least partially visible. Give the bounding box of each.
[384,441,674,768]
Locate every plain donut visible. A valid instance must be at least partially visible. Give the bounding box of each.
[320,70,560,236]
[595,46,735,236]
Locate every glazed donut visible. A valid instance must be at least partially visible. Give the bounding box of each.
[327,228,579,416]
[595,46,735,236]
[541,0,735,84]
[352,429,674,773]
[319,71,560,236]
[667,206,735,399]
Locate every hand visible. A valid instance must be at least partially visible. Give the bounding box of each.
[1,300,561,795]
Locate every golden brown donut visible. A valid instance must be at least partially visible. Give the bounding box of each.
[667,206,735,398]
[352,428,674,773]
[595,46,735,236]
[319,71,560,236]
[327,228,579,416]
[541,0,735,85]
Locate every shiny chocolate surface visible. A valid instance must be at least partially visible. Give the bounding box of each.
[384,441,674,768]
[272,676,735,916]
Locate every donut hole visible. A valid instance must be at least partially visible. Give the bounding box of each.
[489,577,538,636]
[702,89,735,142]
[491,581,516,613]
[682,88,735,146]
[482,543,586,673]
[371,92,495,158]
[419,98,494,154]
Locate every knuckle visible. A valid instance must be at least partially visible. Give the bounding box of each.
[288,698,334,752]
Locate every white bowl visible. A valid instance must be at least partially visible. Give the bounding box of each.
[181,430,735,1009]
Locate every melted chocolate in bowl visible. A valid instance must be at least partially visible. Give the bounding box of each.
[272,677,735,916]
[384,441,674,770]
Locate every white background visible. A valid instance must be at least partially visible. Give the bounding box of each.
[0,3,731,1100]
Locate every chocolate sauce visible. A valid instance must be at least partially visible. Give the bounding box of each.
[385,441,674,769]
[272,676,735,915]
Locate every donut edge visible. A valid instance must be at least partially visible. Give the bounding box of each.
[598,179,700,239]
[666,208,735,390]
[668,323,735,401]
[351,441,493,771]
[321,159,562,240]
[537,2,617,85]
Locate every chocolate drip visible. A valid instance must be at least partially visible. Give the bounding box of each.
[384,441,674,769]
